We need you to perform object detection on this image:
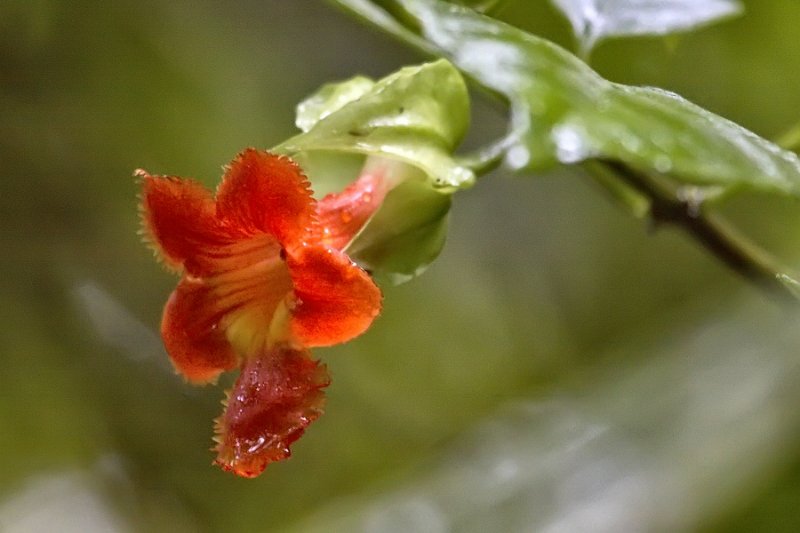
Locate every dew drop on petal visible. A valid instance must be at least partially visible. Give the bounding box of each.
[213,347,330,478]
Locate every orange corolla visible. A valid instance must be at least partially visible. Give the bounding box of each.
[138,148,384,477]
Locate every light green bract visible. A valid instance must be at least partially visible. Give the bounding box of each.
[295,75,375,133]
[336,0,800,200]
[274,59,473,285]
[276,59,473,191]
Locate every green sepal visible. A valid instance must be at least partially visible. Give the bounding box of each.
[295,75,375,133]
[274,59,473,284]
[345,173,452,285]
[275,59,474,191]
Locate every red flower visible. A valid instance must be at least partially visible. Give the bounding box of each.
[139,148,383,477]
[314,170,391,250]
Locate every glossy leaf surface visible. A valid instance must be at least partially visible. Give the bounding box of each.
[276,59,473,191]
[550,0,743,57]
[337,0,800,199]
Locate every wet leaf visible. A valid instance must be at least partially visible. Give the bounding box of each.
[339,0,800,199]
[275,59,473,191]
[295,76,375,133]
[550,0,743,57]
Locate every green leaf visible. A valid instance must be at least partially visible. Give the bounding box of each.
[295,75,375,133]
[274,59,473,284]
[354,0,800,199]
[550,0,744,58]
[329,0,429,50]
[448,0,508,14]
[275,59,474,191]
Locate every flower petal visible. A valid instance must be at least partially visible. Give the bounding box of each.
[139,171,233,276]
[215,236,293,356]
[161,278,239,384]
[314,171,389,250]
[287,246,382,347]
[213,346,330,478]
[216,149,316,247]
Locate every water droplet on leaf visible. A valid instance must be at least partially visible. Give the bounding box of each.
[553,124,589,164]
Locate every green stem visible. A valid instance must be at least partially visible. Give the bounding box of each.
[458,136,514,176]
[328,0,510,106]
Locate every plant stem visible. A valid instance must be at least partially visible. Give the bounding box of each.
[599,160,796,303]
[458,136,515,176]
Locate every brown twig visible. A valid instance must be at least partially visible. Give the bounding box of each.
[601,160,795,303]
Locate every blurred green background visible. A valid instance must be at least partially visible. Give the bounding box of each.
[2,1,800,531]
